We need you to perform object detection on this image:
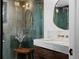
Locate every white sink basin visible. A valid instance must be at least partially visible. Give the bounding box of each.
[43,40,69,47]
[34,39,69,54]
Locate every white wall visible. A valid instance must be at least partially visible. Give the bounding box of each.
[3,0,17,35]
[44,0,69,41]
[69,0,76,58]
[75,0,79,58]
[3,0,17,59]
[69,0,79,59]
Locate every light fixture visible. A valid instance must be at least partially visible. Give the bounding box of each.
[26,3,30,9]
[26,3,29,7]
[22,5,26,7]
[15,1,32,10]
[25,3,32,10]
[15,1,20,7]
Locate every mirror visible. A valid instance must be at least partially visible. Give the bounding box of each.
[14,0,44,39]
[53,0,69,30]
[15,1,33,34]
[14,1,34,43]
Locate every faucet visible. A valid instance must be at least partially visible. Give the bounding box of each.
[58,34,69,38]
[58,34,64,37]
[65,35,69,38]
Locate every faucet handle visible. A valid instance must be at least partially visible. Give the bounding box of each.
[58,34,64,37]
[66,35,69,38]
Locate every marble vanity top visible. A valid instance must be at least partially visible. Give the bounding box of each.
[34,39,69,54]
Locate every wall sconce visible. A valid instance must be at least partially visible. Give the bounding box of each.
[15,1,20,7]
[22,5,26,8]
[15,1,32,10]
[25,3,32,10]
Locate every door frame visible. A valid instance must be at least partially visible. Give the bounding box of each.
[69,0,79,59]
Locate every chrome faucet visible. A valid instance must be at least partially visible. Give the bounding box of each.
[58,34,69,38]
[65,35,69,38]
[58,34,64,37]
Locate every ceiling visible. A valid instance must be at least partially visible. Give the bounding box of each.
[56,0,69,7]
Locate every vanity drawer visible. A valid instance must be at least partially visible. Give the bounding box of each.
[35,46,55,59]
[54,51,69,59]
[34,46,69,59]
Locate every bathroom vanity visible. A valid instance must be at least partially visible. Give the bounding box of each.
[35,46,68,59]
[34,39,69,59]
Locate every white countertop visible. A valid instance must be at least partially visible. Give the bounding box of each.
[34,39,69,54]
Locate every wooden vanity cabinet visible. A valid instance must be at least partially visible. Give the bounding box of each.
[34,46,69,59]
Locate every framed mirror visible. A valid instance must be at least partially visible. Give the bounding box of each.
[53,0,69,30]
